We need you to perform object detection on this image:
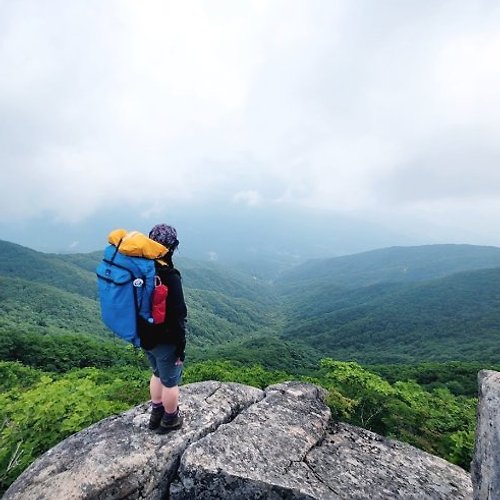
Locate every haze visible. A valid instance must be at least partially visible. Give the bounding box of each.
[1,1,499,259]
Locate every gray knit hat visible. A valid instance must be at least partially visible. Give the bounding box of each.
[149,224,179,249]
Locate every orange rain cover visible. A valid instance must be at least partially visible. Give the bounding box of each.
[108,229,168,259]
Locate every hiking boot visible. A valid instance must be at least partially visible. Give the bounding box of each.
[148,406,165,430]
[156,411,183,434]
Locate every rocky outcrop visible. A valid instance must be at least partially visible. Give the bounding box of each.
[471,370,500,500]
[3,382,264,500]
[172,382,471,499]
[305,423,471,499]
[4,381,472,499]
[171,382,332,498]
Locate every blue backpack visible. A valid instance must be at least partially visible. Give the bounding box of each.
[96,244,156,346]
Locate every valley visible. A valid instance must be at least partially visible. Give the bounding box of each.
[2,239,500,490]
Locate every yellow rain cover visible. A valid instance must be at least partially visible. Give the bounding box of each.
[108,229,168,259]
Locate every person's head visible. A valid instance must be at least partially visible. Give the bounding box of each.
[149,224,179,253]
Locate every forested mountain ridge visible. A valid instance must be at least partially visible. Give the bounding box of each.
[0,276,109,337]
[0,240,98,299]
[272,244,500,364]
[277,244,500,290]
[0,239,279,352]
[281,267,500,363]
[3,239,500,366]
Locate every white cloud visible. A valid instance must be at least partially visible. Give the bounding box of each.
[233,190,262,207]
[0,0,500,245]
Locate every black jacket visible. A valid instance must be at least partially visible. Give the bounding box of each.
[137,263,187,360]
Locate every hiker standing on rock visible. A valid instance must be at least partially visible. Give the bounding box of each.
[138,224,187,433]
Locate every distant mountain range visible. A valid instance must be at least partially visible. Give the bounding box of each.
[0,239,277,351]
[2,239,500,367]
[277,244,500,288]
[277,244,500,363]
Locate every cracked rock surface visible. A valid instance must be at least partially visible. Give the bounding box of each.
[5,380,473,499]
[307,422,472,499]
[3,381,264,500]
[171,382,472,499]
[471,370,500,500]
[170,381,333,499]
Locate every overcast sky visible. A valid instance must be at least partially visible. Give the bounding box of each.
[1,0,500,250]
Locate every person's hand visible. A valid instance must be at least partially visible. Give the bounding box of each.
[175,358,183,366]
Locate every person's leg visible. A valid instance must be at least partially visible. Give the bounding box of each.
[150,374,163,403]
[162,385,179,413]
[157,384,182,432]
[145,351,166,430]
[155,344,184,432]
[148,358,179,412]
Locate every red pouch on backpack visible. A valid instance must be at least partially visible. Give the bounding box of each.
[151,276,168,324]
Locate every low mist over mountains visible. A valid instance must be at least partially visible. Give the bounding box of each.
[0,205,415,266]
[2,239,500,369]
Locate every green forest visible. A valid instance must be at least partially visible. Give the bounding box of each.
[2,240,500,493]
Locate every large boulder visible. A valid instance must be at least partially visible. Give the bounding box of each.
[307,423,471,499]
[170,382,332,498]
[5,380,472,499]
[172,382,472,499]
[471,370,500,499]
[3,381,264,500]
